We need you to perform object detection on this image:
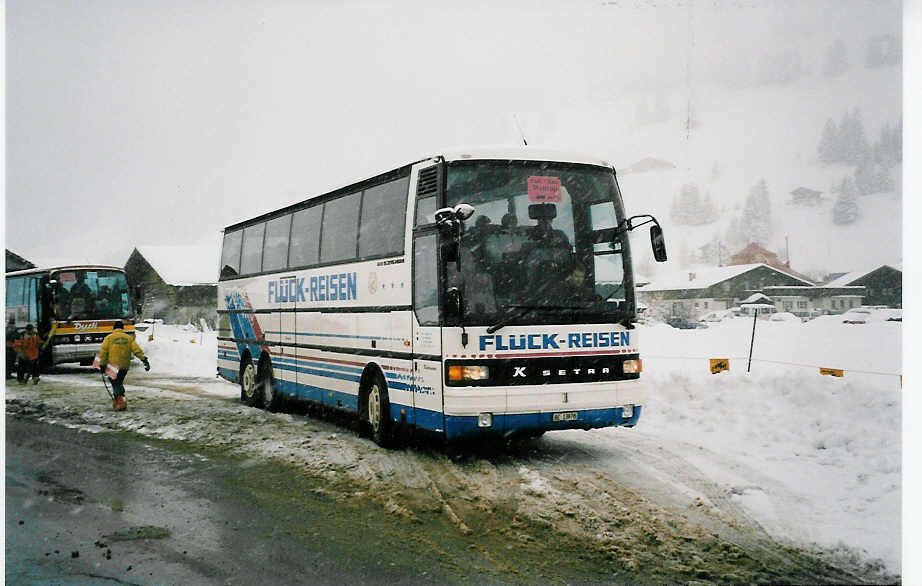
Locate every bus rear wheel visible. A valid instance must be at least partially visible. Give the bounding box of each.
[240,357,259,406]
[366,373,392,448]
[258,359,281,412]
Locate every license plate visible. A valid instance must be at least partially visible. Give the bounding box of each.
[552,411,578,422]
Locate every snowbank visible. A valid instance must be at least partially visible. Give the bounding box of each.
[636,317,901,571]
[135,323,219,379]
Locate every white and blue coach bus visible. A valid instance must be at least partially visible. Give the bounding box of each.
[217,148,667,446]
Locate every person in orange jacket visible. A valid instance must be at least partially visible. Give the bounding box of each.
[13,324,44,384]
[98,321,149,411]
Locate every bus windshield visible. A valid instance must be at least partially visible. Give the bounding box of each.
[445,160,634,327]
[52,269,133,321]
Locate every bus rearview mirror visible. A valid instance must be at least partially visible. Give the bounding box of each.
[454,203,474,221]
[650,224,667,262]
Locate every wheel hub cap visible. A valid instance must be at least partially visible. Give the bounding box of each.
[369,384,380,432]
[242,364,256,398]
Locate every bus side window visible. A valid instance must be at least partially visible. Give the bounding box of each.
[262,214,292,272]
[220,230,243,279]
[289,206,322,268]
[320,192,361,264]
[240,222,266,275]
[26,277,39,324]
[6,276,26,325]
[359,176,409,258]
[413,234,439,326]
[415,197,437,226]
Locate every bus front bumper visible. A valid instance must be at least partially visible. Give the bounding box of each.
[442,379,645,440]
[52,343,102,365]
[443,405,642,440]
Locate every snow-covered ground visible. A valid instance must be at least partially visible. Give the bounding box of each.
[636,317,901,570]
[6,319,902,576]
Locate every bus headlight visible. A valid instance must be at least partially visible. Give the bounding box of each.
[622,359,642,374]
[448,365,490,382]
[621,404,634,418]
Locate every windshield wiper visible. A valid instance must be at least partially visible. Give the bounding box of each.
[486,304,581,334]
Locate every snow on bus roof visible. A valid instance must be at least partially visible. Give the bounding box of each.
[439,146,612,168]
[6,262,124,277]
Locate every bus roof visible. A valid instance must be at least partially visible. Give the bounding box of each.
[222,147,615,232]
[439,146,612,168]
[6,265,125,278]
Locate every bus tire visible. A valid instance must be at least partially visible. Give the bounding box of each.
[240,356,259,407]
[258,358,281,412]
[366,372,393,448]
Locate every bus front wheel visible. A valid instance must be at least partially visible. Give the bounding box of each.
[366,373,393,448]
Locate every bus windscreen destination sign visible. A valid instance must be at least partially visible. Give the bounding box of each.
[527,176,562,203]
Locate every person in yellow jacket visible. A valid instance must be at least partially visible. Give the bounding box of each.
[98,321,149,411]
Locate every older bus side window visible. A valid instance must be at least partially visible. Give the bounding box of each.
[220,230,243,278]
[320,192,361,264]
[262,214,292,272]
[5,276,39,325]
[289,205,323,268]
[359,177,410,258]
[413,234,439,325]
[240,222,266,275]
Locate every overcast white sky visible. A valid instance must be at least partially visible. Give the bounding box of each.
[5,0,905,269]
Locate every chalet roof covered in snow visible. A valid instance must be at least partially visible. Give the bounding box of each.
[641,263,812,292]
[132,245,219,286]
[790,187,822,197]
[740,293,773,304]
[823,264,902,288]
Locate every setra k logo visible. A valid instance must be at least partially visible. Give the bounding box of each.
[513,367,527,378]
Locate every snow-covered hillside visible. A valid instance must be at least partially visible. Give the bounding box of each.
[544,65,902,279]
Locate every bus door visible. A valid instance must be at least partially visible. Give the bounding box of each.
[273,275,298,398]
[411,177,446,433]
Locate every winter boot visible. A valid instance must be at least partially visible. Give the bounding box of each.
[33,376,39,384]
[115,396,127,411]
[112,398,119,411]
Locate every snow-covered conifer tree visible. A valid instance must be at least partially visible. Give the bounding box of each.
[854,159,876,195]
[841,108,871,165]
[670,183,709,225]
[724,215,744,251]
[873,163,894,193]
[740,179,772,246]
[832,176,859,225]
[817,118,839,163]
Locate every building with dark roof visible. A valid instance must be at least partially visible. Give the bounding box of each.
[824,265,901,307]
[5,249,35,273]
[639,263,865,320]
[790,187,822,206]
[124,246,218,326]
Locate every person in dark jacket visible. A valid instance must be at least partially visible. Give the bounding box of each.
[98,321,149,411]
[6,317,19,379]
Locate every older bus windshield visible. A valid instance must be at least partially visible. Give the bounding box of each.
[53,269,133,320]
